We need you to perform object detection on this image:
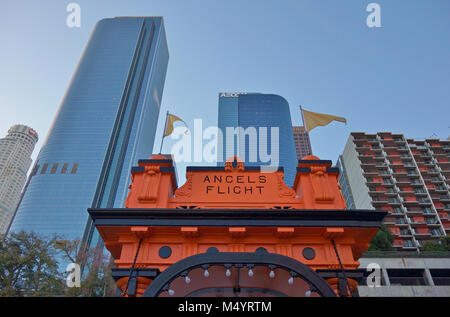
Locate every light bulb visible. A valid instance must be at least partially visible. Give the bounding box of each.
[204,269,210,277]
[226,269,231,277]
[269,270,275,278]
[305,290,311,297]
[185,276,191,284]
[248,269,254,277]
[288,277,294,285]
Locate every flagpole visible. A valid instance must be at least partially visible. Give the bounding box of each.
[159,110,169,154]
[299,105,313,155]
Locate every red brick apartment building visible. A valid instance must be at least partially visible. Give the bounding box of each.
[338,132,450,251]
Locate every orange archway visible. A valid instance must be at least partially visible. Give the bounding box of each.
[88,155,386,297]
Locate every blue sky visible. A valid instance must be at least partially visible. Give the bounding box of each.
[1,0,449,181]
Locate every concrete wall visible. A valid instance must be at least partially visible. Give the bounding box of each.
[341,135,373,210]
[358,257,450,297]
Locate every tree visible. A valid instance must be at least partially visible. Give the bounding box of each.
[422,236,450,252]
[55,238,117,297]
[0,231,65,296]
[368,224,394,251]
[0,231,117,297]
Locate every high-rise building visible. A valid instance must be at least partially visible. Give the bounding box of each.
[338,132,450,251]
[336,155,356,210]
[9,17,169,247]
[217,93,298,185]
[0,125,38,234]
[292,126,312,160]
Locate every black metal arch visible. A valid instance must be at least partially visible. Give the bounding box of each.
[143,252,337,297]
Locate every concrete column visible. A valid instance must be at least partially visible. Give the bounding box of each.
[424,268,435,286]
[382,268,391,286]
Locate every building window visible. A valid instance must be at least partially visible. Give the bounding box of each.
[430,228,441,236]
[404,239,414,247]
[50,163,59,174]
[430,269,450,286]
[61,163,69,174]
[387,269,427,286]
[40,163,49,174]
[71,163,78,174]
[393,207,403,214]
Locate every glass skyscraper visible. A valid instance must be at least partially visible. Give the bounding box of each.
[217,93,297,186]
[9,17,169,246]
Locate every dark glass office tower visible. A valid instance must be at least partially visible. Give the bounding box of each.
[9,17,169,246]
[217,93,297,186]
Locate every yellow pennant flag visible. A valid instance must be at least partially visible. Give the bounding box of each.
[163,113,188,137]
[302,108,347,132]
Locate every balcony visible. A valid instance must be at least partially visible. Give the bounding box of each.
[431,177,444,183]
[426,222,442,227]
[366,179,382,186]
[358,153,373,159]
[406,209,424,216]
[414,231,432,238]
[409,221,427,227]
[361,161,376,167]
[402,245,418,251]
[402,199,419,206]
[428,169,441,175]
[363,170,378,176]
[396,221,409,227]
[372,201,389,207]
[385,190,398,197]
[368,188,384,194]
[388,198,402,206]
[435,186,448,193]
[418,199,432,205]
[398,232,414,238]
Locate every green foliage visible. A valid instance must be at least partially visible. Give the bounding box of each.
[55,238,116,297]
[368,224,394,251]
[0,231,65,296]
[422,236,450,252]
[0,231,116,297]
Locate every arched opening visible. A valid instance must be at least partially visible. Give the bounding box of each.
[143,252,336,297]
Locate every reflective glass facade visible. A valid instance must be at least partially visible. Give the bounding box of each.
[217,93,297,186]
[9,17,169,244]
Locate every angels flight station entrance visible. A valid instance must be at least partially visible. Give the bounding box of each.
[88,155,386,297]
